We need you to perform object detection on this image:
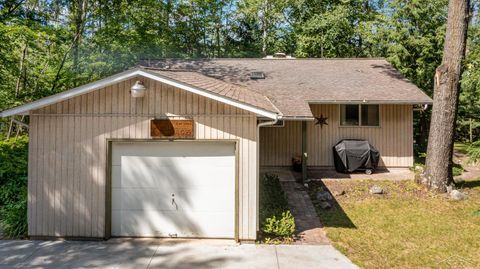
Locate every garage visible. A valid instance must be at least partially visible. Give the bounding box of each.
[110,141,236,238]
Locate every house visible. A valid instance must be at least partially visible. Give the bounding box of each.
[0,58,432,241]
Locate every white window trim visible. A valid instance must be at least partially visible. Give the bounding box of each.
[339,104,381,128]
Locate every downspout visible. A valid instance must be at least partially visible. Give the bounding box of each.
[256,114,281,234]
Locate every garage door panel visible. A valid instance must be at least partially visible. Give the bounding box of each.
[117,210,234,238]
[111,166,122,188]
[111,188,122,210]
[111,142,234,165]
[111,141,236,238]
[120,164,235,188]
[123,156,235,168]
[117,187,233,211]
[119,188,175,210]
[175,189,234,211]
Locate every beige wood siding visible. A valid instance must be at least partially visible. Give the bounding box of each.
[28,77,258,240]
[260,104,413,167]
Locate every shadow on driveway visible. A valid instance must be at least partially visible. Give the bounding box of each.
[0,239,358,269]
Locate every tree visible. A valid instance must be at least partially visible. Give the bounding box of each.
[421,0,470,192]
[458,5,480,142]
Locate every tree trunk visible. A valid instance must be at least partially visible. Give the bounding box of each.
[421,0,470,192]
[15,44,28,98]
[72,0,86,85]
[261,0,269,55]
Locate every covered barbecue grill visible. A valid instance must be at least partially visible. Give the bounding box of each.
[333,139,380,174]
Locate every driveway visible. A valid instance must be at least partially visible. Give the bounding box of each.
[0,239,358,269]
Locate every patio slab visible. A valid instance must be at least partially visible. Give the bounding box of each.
[309,167,415,181]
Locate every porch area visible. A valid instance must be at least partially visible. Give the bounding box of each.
[261,166,415,182]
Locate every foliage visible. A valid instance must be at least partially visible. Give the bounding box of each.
[262,211,295,238]
[0,136,29,188]
[458,22,480,142]
[259,173,295,243]
[0,136,29,238]
[467,141,480,163]
[452,164,464,177]
[0,182,27,238]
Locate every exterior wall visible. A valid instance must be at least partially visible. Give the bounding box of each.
[260,104,414,167]
[28,77,258,240]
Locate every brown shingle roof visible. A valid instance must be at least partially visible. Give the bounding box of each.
[146,69,278,113]
[140,59,433,118]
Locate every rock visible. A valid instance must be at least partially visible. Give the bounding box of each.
[446,185,454,193]
[319,201,332,209]
[316,191,333,201]
[415,165,424,173]
[304,183,309,188]
[450,190,466,201]
[333,190,346,196]
[369,185,384,194]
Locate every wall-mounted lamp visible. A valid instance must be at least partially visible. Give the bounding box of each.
[131,81,146,98]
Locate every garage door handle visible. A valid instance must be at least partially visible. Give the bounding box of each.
[171,194,178,210]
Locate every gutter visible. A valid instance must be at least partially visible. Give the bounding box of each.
[255,114,281,233]
[307,100,433,105]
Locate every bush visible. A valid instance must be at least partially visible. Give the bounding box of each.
[262,211,295,237]
[0,183,27,237]
[0,136,29,238]
[467,141,480,163]
[452,164,464,177]
[259,173,295,243]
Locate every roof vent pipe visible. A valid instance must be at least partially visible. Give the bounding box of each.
[263,53,296,59]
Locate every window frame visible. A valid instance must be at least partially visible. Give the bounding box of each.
[339,104,381,128]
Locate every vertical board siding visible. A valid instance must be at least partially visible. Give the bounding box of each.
[29,77,257,240]
[260,104,413,167]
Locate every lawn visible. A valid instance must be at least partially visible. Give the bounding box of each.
[308,179,480,269]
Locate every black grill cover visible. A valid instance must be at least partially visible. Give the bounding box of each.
[333,139,380,173]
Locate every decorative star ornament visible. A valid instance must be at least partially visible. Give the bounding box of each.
[315,114,328,128]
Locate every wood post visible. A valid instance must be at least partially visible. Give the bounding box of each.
[470,118,473,143]
[302,121,307,183]
[6,116,14,140]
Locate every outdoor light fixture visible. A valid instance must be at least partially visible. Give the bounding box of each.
[131,81,146,98]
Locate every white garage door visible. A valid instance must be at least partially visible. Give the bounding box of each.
[111,141,236,238]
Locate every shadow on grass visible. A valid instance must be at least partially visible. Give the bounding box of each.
[455,179,480,189]
[308,180,357,229]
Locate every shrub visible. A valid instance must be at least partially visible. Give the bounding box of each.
[262,211,295,237]
[452,164,464,177]
[467,141,480,163]
[259,173,295,243]
[0,136,29,238]
[0,136,28,186]
[0,183,27,237]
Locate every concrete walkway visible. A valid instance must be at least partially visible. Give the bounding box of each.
[0,239,358,269]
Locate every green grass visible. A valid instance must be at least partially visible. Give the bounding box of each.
[454,142,471,154]
[259,173,295,244]
[309,179,480,269]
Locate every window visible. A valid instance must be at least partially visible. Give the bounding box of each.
[340,104,379,127]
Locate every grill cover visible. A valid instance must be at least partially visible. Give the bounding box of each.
[333,139,380,173]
